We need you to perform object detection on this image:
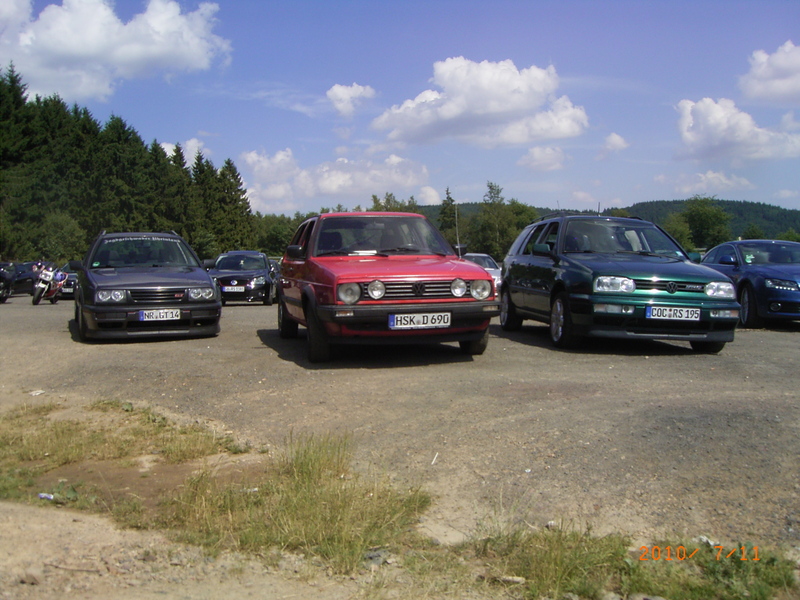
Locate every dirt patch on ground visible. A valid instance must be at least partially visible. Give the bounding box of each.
[2,298,800,598]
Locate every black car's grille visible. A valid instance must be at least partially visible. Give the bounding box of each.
[632,279,707,294]
[359,280,474,300]
[129,288,186,303]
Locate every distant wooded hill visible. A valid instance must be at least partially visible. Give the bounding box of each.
[418,199,800,239]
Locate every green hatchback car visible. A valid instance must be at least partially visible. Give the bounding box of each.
[500,214,740,352]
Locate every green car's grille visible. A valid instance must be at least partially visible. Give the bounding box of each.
[632,279,706,293]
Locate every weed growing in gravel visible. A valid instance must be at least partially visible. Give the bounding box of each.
[161,432,432,575]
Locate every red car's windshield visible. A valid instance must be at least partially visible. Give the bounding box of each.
[313,215,452,257]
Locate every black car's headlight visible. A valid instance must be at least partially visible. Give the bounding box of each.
[251,276,266,287]
[96,290,126,303]
[765,278,800,292]
[470,279,492,300]
[188,287,216,301]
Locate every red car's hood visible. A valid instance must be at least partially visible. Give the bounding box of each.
[316,255,491,282]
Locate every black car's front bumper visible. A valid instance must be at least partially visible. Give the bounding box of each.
[79,303,221,339]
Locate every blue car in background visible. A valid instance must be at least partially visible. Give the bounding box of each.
[701,239,800,327]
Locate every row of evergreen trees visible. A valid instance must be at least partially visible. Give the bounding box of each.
[0,66,257,262]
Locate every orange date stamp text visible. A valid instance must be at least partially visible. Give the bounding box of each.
[638,545,760,561]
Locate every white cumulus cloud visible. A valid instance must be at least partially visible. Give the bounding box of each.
[739,40,800,104]
[241,148,429,214]
[676,97,800,160]
[517,146,566,171]
[326,83,376,118]
[674,170,754,196]
[371,56,588,148]
[0,0,231,101]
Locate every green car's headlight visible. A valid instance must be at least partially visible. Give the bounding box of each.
[594,276,636,293]
[705,281,735,298]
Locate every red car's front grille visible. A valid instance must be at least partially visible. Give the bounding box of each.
[359,280,479,300]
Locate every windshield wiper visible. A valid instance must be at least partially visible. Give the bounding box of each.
[616,250,679,259]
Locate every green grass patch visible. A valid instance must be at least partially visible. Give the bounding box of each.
[161,432,431,574]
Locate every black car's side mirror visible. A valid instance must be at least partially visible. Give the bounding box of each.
[203,259,216,270]
[719,255,738,266]
[686,252,702,263]
[68,260,84,271]
[532,243,552,255]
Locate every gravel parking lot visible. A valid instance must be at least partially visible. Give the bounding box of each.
[1,296,799,595]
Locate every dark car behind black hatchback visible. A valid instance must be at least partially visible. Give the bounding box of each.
[206,250,275,305]
[70,231,221,341]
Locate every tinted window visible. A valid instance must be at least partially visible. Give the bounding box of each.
[313,215,451,256]
[90,236,196,268]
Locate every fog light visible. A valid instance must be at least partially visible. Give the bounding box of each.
[769,303,782,312]
[334,309,354,318]
[710,309,739,318]
[594,304,634,314]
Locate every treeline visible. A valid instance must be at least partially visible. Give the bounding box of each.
[3,66,799,264]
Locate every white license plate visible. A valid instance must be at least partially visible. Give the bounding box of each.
[222,286,245,292]
[139,309,182,321]
[62,286,73,293]
[388,312,451,330]
[646,306,700,321]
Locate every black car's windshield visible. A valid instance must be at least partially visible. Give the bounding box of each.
[737,242,800,265]
[563,219,685,258]
[313,215,452,257]
[90,237,199,268]
[215,255,267,270]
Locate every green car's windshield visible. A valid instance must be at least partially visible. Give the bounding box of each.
[563,219,686,258]
[90,237,199,268]
[314,215,452,257]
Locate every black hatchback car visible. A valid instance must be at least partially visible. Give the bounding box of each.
[206,250,276,305]
[500,214,740,352]
[70,231,221,341]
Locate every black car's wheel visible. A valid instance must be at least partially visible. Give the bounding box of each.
[499,288,523,331]
[32,285,44,305]
[690,341,726,354]
[77,307,90,342]
[738,283,763,328]
[550,292,578,348]
[459,328,489,355]
[277,299,298,339]
[305,309,331,363]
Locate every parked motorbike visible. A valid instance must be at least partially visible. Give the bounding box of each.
[0,264,12,303]
[32,264,68,305]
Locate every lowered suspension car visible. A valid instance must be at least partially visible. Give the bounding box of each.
[71,231,221,341]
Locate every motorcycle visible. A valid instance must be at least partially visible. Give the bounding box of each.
[32,264,68,305]
[0,264,12,303]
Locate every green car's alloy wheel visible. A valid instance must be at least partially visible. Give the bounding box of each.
[550,292,578,348]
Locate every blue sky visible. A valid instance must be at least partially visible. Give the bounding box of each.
[2,1,799,216]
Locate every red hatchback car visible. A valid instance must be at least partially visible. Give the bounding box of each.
[278,212,500,362]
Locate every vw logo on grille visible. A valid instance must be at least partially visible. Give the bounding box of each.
[230,280,238,285]
[666,281,678,294]
[412,282,426,296]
